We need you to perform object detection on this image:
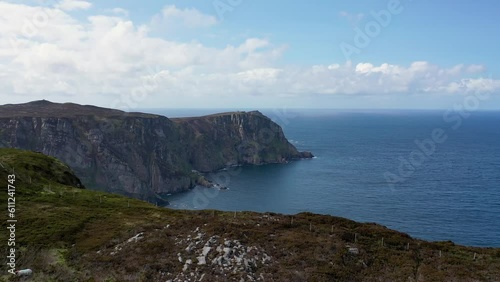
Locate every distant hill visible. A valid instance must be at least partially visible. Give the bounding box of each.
[0,101,312,202]
[0,148,498,281]
[0,100,155,118]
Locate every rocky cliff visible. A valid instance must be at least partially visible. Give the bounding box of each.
[173,111,313,172]
[0,100,312,201]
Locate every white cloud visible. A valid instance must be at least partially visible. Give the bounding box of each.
[0,2,498,108]
[466,64,486,73]
[151,5,217,30]
[339,11,365,27]
[56,0,92,11]
[109,8,129,17]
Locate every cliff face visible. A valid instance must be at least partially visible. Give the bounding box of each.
[174,111,312,172]
[0,101,312,200]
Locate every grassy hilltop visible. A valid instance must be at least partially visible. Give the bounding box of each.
[1,148,499,281]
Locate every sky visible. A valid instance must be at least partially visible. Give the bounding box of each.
[1,0,499,110]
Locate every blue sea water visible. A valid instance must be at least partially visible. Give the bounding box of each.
[145,109,500,247]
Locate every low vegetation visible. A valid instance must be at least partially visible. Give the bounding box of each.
[0,148,499,281]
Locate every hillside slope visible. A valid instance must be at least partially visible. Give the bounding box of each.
[1,149,499,281]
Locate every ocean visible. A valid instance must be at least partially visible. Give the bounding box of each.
[144,109,500,247]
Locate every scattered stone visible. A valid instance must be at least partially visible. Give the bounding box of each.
[186,242,196,253]
[127,232,144,243]
[197,256,206,265]
[223,247,232,258]
[172,233,273,281]
[202,246,211,256]
[348,247,359,255]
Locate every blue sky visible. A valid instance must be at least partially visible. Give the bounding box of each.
[83,0,500,68]
[1,0,499,109]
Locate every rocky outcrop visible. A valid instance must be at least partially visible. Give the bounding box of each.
[0,101,313,201]
[167,227,273,281]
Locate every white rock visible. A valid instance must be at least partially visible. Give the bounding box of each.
[202,246,211,256]
[348,247,359,255]
[223,247,232,257]
[186,242,195,252]
[209,236,219,244]
[127,232,144,243]
[197,256,206,265]
[263,253,271,263]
